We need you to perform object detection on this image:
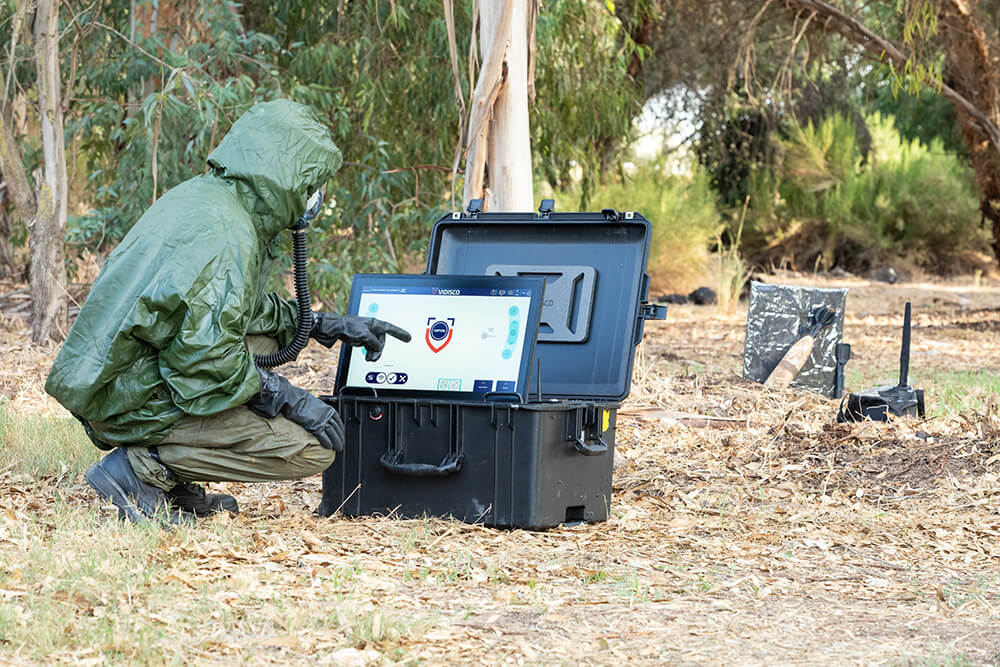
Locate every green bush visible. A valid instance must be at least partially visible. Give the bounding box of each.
[556,166,723,293]
[744,112,986,271]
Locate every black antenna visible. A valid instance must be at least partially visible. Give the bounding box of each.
[898,302,911,387]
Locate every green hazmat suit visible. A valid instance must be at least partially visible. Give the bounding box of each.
[46,100,343,463]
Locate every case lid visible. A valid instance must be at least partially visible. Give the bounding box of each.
[426,208,666,402]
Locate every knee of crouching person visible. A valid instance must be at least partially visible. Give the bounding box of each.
[297,442,336,477]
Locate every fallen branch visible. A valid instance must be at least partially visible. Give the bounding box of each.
[381,164,455,174]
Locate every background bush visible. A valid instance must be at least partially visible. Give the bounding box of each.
[555,165,723,294]
[741,112,987,273]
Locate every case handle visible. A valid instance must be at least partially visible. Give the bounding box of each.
[571,434,608,456]
[379,449,464,476]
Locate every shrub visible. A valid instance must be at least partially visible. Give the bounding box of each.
[557,166,723,293]
[744,112,986,272]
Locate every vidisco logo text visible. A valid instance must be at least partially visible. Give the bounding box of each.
[436,289,461,295]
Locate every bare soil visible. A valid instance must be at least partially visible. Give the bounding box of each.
[2,273,1000,665]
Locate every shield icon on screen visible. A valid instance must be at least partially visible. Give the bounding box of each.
[425,318,454,353]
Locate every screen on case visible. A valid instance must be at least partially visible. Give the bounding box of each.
[344,285,534,394]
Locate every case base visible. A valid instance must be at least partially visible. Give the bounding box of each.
[318,397,617,529]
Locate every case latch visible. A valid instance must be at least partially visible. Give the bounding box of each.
[466,198,483,218]
[634,303,667,345]
[538,198,555,218]
[640,303,667,320]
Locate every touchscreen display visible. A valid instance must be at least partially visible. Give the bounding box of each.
[342,281,538,395]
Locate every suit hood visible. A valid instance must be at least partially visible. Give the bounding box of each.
[207,99,343,238]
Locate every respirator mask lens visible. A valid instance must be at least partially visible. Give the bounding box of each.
[306,186,325,214]
[292,185,325,230]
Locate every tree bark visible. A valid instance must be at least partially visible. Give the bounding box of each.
[463,0,534,212]
[31,0,69,342]
[0,107,36,230]
[482,0,533,211]
[463,0,514,209]
[0,1,34,281]
[0,0,37,240]
[936,0,1000,262]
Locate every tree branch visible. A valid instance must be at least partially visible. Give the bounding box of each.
[443,0,466,208]
[3,0,29,109]
[784,0,1000,154]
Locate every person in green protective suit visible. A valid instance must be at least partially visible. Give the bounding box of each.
[45,99,411,524]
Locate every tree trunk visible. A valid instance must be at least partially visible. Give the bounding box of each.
[0,0,37,272]
[463,0,534,212]
[482,0,533,211]
[936,0,1000,262]
[31,0,68,342]
[0,190,12,279]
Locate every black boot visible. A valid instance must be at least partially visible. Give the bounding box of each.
[166,483,239,517]
[84,448,176,525]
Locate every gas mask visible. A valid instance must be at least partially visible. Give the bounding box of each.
[294,185,326,230]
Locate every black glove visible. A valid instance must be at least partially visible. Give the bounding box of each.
[246,368,344,452]
[311,313,411,361]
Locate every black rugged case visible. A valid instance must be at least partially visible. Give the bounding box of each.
[318,207,665,528]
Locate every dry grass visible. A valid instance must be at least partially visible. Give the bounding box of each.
[2,274,1000,664]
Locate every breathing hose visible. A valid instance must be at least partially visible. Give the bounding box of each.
[253,218,316,369]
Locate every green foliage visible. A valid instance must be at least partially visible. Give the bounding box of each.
[556,164,722,292]
[694,97,775,208]
[533,0,642,204]
[867,78,966,156]
[0,0,643,307]
[68,1,280,251]
[744,112,985,271]
[891,0,943,97]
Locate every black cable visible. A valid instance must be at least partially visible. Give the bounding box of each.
[253,227,314,368]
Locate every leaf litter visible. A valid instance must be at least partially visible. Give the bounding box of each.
[1,275,1000,664]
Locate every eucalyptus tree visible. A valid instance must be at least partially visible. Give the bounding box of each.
[0,0,69,342]
[2,0,646,314]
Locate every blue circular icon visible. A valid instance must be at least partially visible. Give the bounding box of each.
[368,302,379,313]
[509,321,519,334]
[430,320,450,341]
[508,306,519,316]
[502,348,513,360]
[507,333,518,345]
